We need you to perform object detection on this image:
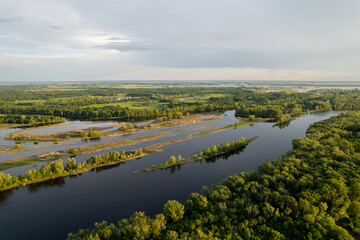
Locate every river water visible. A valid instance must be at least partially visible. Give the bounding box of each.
[0,110,345,240]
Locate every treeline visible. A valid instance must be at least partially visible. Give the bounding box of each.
[235,89,360,121]
[67,111,360,239]
[0,114,65,125]
[2,83,360,122]
[0,101,233,119]
[142,137,251,172]
[0,149,143,191]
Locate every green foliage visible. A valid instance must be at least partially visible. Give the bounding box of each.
[88,131,101,139]
[67,212,166,240]
[2,84,360,123]
[164,200,185,222]
[234,89,360,119]
[69,148,77,155]
[0,114,64,125]
[151,138,250,170]
[0,149,143,191]
[118,124,135,131]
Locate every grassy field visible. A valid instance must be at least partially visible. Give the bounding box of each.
[0,154,65,171]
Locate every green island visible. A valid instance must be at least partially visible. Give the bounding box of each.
[0,149,144,192]
[137,137,256,173]
[67,110,360,240]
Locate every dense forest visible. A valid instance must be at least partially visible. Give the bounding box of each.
[234,90,360,121]
[1,83,360,121]
[67,111,360,239]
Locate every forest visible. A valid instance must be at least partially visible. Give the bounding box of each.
[67,111,360,239]
[1,83,360,122]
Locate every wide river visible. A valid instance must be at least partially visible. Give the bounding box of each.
[0,110,345,240]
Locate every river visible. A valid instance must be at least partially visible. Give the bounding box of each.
[0,110,345,240]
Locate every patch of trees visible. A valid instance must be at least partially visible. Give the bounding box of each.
[143,137,251,172]
[0,149,143,191]
[83,131,101,140]
[0,114,65,125]
[235,89,360,121]
[155,112,184,123]
[118,123,140,131]
[67,111,360,239]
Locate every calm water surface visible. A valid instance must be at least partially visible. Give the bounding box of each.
[0,110,345,240]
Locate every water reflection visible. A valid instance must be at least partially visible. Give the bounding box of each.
[26,177,66,193]
[91,162,126,173]
[167,145,248,174]
[273,121,291,129]
[0,188,14,203]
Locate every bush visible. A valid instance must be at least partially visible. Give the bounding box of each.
[69,148,77,155]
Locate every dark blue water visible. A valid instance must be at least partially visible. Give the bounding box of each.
[0,110,344,240]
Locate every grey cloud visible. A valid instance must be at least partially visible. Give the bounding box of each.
[44,21,63,30]
[97,41,169,52]
[49,25,62,30]
[106,37,130,41]
[1,0,360,81]
[0,17,21,23]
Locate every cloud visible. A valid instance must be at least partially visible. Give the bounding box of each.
[45,22,63,30]
[0,0,359,81]
[98,41,167,52]
[0,17,21,23]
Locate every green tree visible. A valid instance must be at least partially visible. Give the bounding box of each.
[69,148,77,155]
[164,200,185,222]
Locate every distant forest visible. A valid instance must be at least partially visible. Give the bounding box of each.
[1,83,360,121]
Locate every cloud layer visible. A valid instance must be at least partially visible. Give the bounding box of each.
[0,0,359,81]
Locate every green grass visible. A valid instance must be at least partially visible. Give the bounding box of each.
[0,157,41,171]
[0,153,68,171]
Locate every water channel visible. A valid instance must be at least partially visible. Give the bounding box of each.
[0,110,345,240]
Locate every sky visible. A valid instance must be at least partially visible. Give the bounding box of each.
[0,0,360,82]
